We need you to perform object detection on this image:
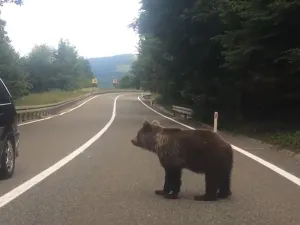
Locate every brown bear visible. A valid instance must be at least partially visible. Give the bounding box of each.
[131,120,234,201]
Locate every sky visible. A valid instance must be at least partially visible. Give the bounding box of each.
[1,0,141,58]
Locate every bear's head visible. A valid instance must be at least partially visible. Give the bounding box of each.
[131,120,163,151]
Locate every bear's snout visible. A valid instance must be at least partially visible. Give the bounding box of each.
[131,137,138,146]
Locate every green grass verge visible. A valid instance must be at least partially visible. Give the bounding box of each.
[264,131,300,153]
[14,88,95,106]
[226,123,300,153]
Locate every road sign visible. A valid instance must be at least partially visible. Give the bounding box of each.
[92,78,98,84]
[213,112,218,133]
[112,79,118,88]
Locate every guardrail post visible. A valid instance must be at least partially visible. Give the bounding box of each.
[213,112,218,133]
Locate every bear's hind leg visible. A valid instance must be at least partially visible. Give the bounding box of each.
[163,168,182,200]
[217,170,232,199]
[194,172,219,201]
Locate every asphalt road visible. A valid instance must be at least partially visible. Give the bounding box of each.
[0,92,300,225]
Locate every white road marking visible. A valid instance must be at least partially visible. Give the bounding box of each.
[138,96,300,187]
[19,93,112,126]
[0,94,124,208]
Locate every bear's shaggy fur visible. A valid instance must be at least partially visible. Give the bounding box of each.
[131,120,234,201]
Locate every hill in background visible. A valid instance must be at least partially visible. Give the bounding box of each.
[88,54,137,88]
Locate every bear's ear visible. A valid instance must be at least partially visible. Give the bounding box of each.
[143,119,150,126]
[151,120,160,126]
[142,120,152,131]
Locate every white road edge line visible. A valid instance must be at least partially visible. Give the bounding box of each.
[0,94,124,208]
[18,93,112,126]
[137,96,300,187]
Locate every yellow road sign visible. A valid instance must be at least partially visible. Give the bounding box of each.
[92,78,98,84]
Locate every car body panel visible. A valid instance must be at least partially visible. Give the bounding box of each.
[0,78,20,162]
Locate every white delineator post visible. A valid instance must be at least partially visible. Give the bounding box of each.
[213,111,218,133]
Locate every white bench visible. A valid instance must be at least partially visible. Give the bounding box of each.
[172,105,193,120]
[142,94,152,99]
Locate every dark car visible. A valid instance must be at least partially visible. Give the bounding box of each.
[0,78,20,179]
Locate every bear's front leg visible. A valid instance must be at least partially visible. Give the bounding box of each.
[162,168,182,200]
[155,167,171,196]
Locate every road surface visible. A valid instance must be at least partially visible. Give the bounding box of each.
[0,92,300,225]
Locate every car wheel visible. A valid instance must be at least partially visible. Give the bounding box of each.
[0,138,15,179]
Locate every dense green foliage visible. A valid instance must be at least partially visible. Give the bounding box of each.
[129,0,300,134]
[0,12,94,99]
[88,54,136,88]
[118,72,140,89]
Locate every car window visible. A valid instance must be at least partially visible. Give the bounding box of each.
[0,79,11,104]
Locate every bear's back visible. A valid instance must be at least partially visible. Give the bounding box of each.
[161,128,232,173]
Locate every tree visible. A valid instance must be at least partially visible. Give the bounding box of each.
[130,0,300,127]
[24,44,55,92]
[118,72,140,89]
[23,41,94,93]
[74,56,94,88]
[0,13,30,99]
[0,0,23,6]
[50,39,93,91]
[214,0,300,121]
[0,10,95,99]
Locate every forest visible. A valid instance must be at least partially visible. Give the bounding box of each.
[127,0,300,151]
[0,0,94,100]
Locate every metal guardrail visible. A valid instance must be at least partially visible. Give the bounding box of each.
[172,105,193,120]
[16,89,142,123]
[141,93,194,120]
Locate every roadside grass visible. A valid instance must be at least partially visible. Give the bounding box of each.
[264,131,300,153]
[228,122,300,153]
[14,88,95,106]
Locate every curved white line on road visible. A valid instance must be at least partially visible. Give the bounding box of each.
[138,96,300,187]
[0,94,124,209]
[19,93,112,126]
